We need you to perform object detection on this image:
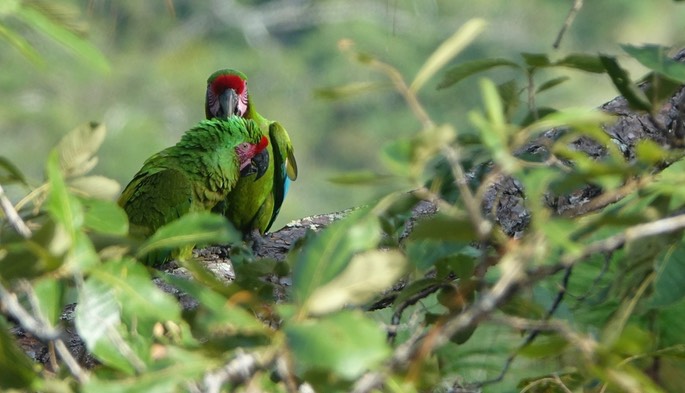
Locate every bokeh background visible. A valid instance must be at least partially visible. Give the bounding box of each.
[2,0,685,230]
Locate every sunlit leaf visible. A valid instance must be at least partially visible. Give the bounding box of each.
[75,273,133,373]
[290,211,381,310]
[55,122,106,178]
[285,310,390,380]
[46,150,84,237]
[411,18,486,92]
[69,175,121,200]
[307,249,407,314]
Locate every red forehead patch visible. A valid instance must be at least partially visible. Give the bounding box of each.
[211,74,246,95]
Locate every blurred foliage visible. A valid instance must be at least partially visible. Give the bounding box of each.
[3,1,685,392]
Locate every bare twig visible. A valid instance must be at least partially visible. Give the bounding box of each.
[0,184,31,238]
[553,0,584,49]
[0,282,89,383]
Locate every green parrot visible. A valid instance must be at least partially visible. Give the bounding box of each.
[204,69,298,237]
[118,117,269,264]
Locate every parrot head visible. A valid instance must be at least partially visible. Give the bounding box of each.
[206,69,249,119]
[237,135,269,180]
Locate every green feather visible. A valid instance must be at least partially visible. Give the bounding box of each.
[118,117,263,264]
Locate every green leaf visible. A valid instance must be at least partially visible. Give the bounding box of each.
[634,139,669,165]
[518,334,568,358]
[555,53,606,73]
[69,175,121,200]
[162,273,270,337]
[328,170,394,185]
[75,272,134,374]
[16,6,110,74]
[622,44,685,82]
[136,212,240,260]
[46,150,84,237]
[536,76,570,94]
[33,277,66,326]
[521,52,551,67]
[649,242,685,307]
[411,18,486,92]
[82,198,128,236]
[314,81,389,99]
[0,156,28,185]
[54,122,107,178]
[0,22,43,65]
[408,213,477,243]
[290,212,381,310]
[438,58,520,89]
[83,346,216,393]
[307,249,407,314]
[599,55,653,112]
[0,318,37,389]
[77,258,184,371]
[285,310,390,380]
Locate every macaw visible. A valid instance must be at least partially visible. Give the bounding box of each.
[118,117,269,264]
[204,69,298,236]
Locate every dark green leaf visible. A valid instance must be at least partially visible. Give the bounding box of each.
[0,156,28,185]
[521,52,551,67]
[622,44,685,82]
[518,334,568,358]
[437,58,519,89]
[0,318,37,389]
[599,55,653,112]
[649,242,685,307]
[285,310,390,380]
[290,211,381,310]
[555,53,606,73]
[408,213,476,243]
[137,212,240,261]
[536,76,570,94]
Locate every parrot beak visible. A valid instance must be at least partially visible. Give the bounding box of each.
[252,148,269,181]
[219,88,240,117]
[240,148,269,180]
